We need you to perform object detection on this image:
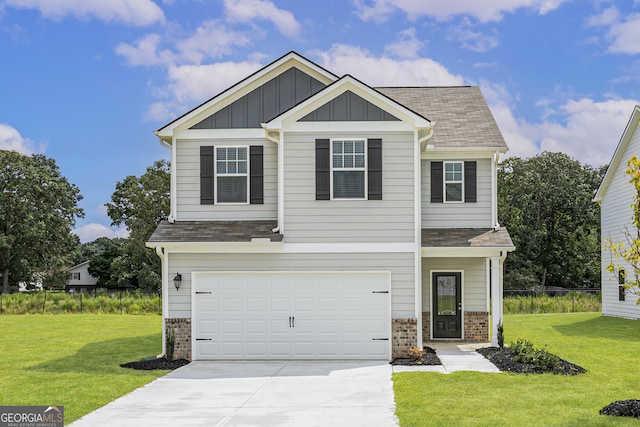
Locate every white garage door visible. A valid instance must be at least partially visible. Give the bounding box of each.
[192,272,390,360]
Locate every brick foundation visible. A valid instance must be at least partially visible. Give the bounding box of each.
[392,318,418,359]
[166,318,191,360]
[463,311,489,342]
[422,311,489,343]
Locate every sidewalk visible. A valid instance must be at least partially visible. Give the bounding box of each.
[391,343,501,373]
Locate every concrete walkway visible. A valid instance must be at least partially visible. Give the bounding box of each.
[69,360,398,427]
[392,343,501,373]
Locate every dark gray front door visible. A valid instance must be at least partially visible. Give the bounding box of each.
[432,272,462,339]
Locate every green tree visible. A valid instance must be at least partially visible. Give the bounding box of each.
[106,160,170,290]
[86,237,126,287]
[0,150,84,292]
[605,155,640,298]
[498,152,605,289]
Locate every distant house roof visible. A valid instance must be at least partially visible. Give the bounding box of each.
[422,228,514,248]
[68,260,90,271]
[378,86,508,150]
[148,220,283,243]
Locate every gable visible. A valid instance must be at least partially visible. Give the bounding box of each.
[190,67,326,129]
[298,90,400,122]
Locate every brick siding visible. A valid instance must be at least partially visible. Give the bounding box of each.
[391,318,418,359]
[166,318,191,360]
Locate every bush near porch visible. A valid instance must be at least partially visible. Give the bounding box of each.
[394,313,640,426]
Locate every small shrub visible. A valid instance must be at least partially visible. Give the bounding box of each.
[166,326,176,362]
[497,322,504,349]
[510,339,560,370]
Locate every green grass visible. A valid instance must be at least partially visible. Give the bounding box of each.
[0,291,161,315]
[394,313,640,426]
[0,314,167,423]
[504,292,601,314]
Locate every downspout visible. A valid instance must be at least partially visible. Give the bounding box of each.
[492,151,500,230]
[262,125,282,233]
[155,246,168,359]
[418,123,436,152]
[156,135,176,223]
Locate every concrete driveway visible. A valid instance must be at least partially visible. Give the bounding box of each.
[70,360,397,427]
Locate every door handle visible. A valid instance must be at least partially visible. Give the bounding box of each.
[289,316,292,328]
[292,316,295,327]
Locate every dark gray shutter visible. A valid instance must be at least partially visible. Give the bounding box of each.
[464,161,477,203]
[200,146,215,204]
[316,139,330,200]
[367,138,382,200]
[250,145,264,204]
[431,161,443,203]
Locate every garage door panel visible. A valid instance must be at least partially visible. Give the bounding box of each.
[194,272,390,360]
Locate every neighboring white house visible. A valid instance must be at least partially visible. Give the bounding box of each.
[67,261,98,292]
[594,105,640,319]
[146,51,515,361]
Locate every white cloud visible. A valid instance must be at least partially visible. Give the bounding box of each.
[0,124,46,155]
[313,44,465,86]
[5,0,165,26]
[587,7,640,54]
[447,18,500,52]
[73,223,129,243]
[176,21,251,65]
[224,0,301,37]
[484,84,639,165]
[586,6,620,27]
[384,28,424,59]
[115,34,175,67]
[353,0,567,23]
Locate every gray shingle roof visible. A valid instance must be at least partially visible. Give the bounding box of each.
[377,86,507,150]
[422,228,514,248]
[148,220,283,243]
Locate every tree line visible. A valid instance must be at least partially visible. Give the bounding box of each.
[0,149,608,293]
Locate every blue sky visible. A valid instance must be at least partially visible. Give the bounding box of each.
[1,0,639,242]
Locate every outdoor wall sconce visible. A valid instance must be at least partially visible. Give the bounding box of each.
[173,273,182,291]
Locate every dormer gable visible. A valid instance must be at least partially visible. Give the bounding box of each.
[155,51,337,141]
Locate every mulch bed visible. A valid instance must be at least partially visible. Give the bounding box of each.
[120,357,190,370]
[390,347,441,365]
[600,400,640,419]
[476,347,586,375]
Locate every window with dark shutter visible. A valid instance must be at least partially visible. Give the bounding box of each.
[464,161,477,203]
[431,161,443,203]
[200,146,215,204]
[250,145,264,204]
[316,139,330,200]
[368,138,382,200]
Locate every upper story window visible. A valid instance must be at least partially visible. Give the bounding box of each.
[72,273,81,280]
[444,161,463,202]
[332,139,366,199]
[430,161,477,204]
[216,146,248,204]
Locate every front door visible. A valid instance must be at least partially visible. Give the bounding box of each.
[432,272,462,339]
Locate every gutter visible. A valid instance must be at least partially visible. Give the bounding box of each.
[418,123,435,151]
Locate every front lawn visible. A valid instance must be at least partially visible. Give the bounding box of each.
[0,314,166,424]
[394,313,640,426]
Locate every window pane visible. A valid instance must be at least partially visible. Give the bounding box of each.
[344,154,354,168]
[216,161,226,174]
[217,148,227,160]
[238,148,247,160]
[217,176,247,203]
[333,142,343,154]
[333,155,343,168]
[333,171,365,198]
[446,183,462,202]
[228,162,237,174]
[355,154,365,168]
[355,141,365,153]
[238,160,247,174]
[344,140,353,154]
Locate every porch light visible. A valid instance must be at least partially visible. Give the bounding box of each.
[173,273,182,291]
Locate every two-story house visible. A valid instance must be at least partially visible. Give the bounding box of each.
[594,105,640,319]
[147,51,514,361]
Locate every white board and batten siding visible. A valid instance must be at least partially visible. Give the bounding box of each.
[422,258,488,312]
[282,131,415,243]
[166,252,415,319]
[192,271,391,359]
[421,158,493,228]
[601,125,640,318]
[174,138,278,221]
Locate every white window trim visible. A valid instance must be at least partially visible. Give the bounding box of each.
[443,161,464,204]
[330,138,367,200]
[214,145,249,205]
